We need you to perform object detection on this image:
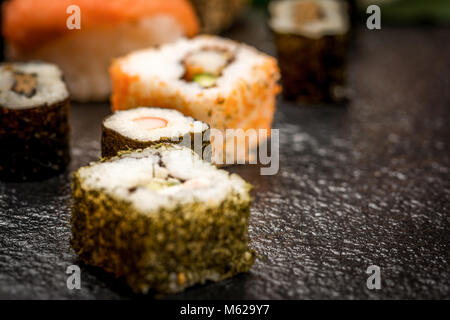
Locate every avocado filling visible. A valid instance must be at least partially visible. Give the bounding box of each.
[192,73,218,88]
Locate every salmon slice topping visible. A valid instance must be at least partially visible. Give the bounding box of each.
[2,0,199,50]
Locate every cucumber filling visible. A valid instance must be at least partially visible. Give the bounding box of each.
[192,73,218,88]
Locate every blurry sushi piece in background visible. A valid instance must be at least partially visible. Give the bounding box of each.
[102,107,210,159]
[110,35,280,164]
[0,62,70,181]
[2,0,199,102]
[190,0,249,33]
[269,0,350,104]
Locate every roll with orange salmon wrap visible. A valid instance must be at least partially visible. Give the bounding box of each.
[110,35,281,165]
[2,0,199,102]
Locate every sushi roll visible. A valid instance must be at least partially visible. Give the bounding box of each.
[101,107,210,159]
[71,144,254,294]
[2,0,199,102]
[0,62,70,181]
[110,35,281,164]
[269,0,350,104]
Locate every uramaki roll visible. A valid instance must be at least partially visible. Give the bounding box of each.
[101,107,210,159]
[71,144,254,294]
[0,62,70,181]
[110,35,281,164]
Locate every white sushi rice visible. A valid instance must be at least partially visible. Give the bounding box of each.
[118,35,269,100]
[0,62,69,109]
[269,0,349,39]
[77,145,249,212]
[104,107,208,141]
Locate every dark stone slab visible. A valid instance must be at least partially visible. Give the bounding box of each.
[0,9,449,299]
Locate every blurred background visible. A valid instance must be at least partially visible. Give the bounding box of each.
[0,0,449,300]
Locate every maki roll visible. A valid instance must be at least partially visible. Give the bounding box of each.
[71,144,254,294]
[110,35,281,164]
[269,0,350,104]
[0,62,70,181]
[2,0,199,102]
[101,107,210,159]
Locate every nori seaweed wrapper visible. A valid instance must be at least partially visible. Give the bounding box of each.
[0,99,70,181]
[71,147,254,294]
[101,119,211,161]
[274,32,349,104]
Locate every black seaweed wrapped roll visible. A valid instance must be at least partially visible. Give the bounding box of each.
[0,62,70,181]
[269,0,350,104]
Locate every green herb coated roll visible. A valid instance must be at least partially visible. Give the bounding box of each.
[0,62,70,181]
[71,144,254,294]
[269,0,350,104]
[101,107,210,160]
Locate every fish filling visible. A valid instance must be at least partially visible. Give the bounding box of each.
[182,47,235,88]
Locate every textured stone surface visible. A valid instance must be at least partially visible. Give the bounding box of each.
[0,10,449,299]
